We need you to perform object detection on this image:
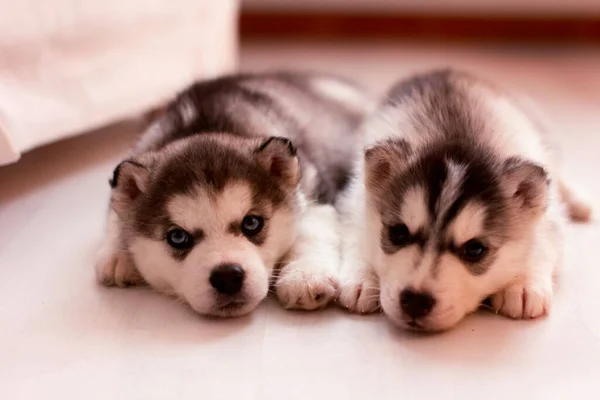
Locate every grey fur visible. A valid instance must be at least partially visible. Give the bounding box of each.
[109,71,375,273]
[100,72,375,315]
[133,72,374,204]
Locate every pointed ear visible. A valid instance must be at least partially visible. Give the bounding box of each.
[254,136,299,188]
[364,139,411,190]
[109,155,155,214]
[501,157,549,215]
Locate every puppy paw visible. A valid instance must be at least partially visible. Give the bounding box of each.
[95,251,144,288]
[276,264,340,311]
[338,272,380,314]
[491,281,552,319]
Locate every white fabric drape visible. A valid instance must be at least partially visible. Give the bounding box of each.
[0,0,239,165]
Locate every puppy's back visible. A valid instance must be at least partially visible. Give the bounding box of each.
[135,72,375,203]
[378,69,554,168]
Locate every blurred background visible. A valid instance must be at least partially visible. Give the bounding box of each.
[0,0,599,165]
[241,0,600,41]
[1,3,599,397]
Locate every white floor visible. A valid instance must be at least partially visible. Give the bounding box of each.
[1,41,600,399]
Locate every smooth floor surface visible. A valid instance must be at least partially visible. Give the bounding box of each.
[1,41,599,399]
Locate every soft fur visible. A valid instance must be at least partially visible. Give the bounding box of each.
[338,69,592,331]
[95,72,374,317]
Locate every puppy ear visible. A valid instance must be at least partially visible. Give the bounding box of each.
[501,157,549,215]
[109,155,156,214]
[254,136,299,188]
[364,139,411,190]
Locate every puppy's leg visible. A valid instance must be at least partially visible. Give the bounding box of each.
[338,245,379,314]
[490,278,552,320]
[492,177,591,319]
[95,209,144,288]
[491,219,561,319]
[337,225,380,314]
[275,204,340,310]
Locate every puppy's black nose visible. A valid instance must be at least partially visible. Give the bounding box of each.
[400,288,436,319]
[209,264,245,295]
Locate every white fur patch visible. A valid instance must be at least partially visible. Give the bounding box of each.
[400,186,428,233]
[129,236,178,293]
[338,173,382,314]
[447,201,486,245]
[179,96,197,126]
[471,86,547,164]
[362,105,415,149]
[311,77,369,114]
[133,118,171,153]
[438,160,466,217]
[276,204,341,310]
[167,183,253,233]
[95,209,143,287]
[409,250,437,291]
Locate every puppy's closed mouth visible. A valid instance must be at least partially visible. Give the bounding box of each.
[215,298,250,312]
[406,320,423,330]
[209,300,254,318]
[219,300,246,309]
[403,320,444,335]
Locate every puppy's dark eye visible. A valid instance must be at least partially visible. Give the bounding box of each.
[166,229,193,249]
[388,224,410,247]
[460,239,487,262]
[241,215,264,237]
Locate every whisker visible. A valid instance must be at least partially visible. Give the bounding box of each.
[359,295,381,301]
[359,286,380,293]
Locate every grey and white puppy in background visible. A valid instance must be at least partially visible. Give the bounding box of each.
[95,72,374,317]
[338,69,591,331]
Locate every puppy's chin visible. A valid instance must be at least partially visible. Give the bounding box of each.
[396,316,463,333]
[183,280,270,318]
[212,292,269,317]
[207,300,260,318]
[181,290,266,318]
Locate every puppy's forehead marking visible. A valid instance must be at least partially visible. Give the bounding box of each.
[400,186,428,233]
[447,201,487,245]
[412,249,438,284]
[436,160,466,219]
[167,183,254,233]
[178,95,198,126]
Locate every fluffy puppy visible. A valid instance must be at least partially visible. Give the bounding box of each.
[338,69,591,331]
[95,72,373,317]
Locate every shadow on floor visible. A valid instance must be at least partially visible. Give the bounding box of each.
[0,119,141,206]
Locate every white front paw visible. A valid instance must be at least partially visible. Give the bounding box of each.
[491,280,552,319]
[95,250,144,288]
[338,270,380,314]
[276,262,340,310]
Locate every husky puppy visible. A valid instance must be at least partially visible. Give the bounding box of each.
[95,72,373,317]
[338,69,591,331]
